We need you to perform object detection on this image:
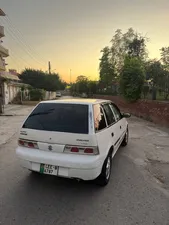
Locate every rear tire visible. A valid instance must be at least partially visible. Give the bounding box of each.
[95,153,112,186]
[121,128,129,147]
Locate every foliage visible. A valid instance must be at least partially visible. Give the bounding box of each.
[145,60,164,86]
[127,36,147,58]
[99,47,116,87]
[120,57,145,102]
[75,75,89,94]
[29,88,45,101]
[142,85,149,99]
[88,80,98,94]
[145,59,169,100]
[110,28,148,75]
[20,69,66,92]
[70,76,98,96]
[160,47,169,68]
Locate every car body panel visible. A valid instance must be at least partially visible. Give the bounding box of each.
[16,99,129,181]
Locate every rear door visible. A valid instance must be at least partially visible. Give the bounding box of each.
[93,104,111,159]
[20,103,97,152]
[109,103,127,148]
[102,103,121,154]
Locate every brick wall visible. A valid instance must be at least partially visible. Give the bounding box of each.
[94,95,169,127]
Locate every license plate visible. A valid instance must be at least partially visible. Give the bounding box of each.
[40,164,58,175]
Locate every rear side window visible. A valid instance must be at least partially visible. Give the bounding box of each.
[23,103,89,134]
[93,104,107,132]
[109,103,122,121]
[102,103,116,125]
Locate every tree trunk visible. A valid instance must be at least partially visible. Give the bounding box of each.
[152,86,156,100]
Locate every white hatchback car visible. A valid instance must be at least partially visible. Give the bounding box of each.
[16,99,130,186]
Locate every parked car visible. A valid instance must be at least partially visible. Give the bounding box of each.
[16,99,130,186]
[56,92,61,97]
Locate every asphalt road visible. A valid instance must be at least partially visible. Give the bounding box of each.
[0,100,169,225]
[0,135,169,225]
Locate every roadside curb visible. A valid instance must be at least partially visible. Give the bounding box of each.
[0,114,15,117]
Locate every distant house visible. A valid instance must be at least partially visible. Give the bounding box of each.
[0,71,22,104]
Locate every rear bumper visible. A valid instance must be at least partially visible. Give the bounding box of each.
[16,147,103,180]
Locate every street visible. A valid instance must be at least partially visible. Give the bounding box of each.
[0,102,169,225]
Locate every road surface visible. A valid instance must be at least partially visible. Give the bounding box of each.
[0,100,169,225]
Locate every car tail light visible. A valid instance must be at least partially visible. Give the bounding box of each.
[84,148,94,154]
[71,147,79,153]
[18,139,39,149]
[64,145,99,155]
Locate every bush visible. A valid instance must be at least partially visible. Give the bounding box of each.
[29,88,45,101]
[120,56,145,102]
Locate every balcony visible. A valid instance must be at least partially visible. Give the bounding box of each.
[0,44,9,57]
[0,26,4,38]
[0,57,5,71]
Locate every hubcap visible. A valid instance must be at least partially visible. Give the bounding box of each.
[106,157,111,180]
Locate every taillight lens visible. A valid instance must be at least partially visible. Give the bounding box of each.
[64,145,99,155]
[18,139,39,149]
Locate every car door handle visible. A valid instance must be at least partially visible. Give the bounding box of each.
[111,132,114,137]
[120,126,122,129]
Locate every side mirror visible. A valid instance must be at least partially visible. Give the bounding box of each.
[122,112,131,118]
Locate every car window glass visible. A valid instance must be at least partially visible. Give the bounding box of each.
[102,104,116,125]
[109,103,122,121]
[93,104,107,131]
[23,103,89,134]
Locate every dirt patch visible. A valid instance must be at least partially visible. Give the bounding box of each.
[146,159,169,190]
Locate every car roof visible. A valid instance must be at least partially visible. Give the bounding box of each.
[40,98,111,105]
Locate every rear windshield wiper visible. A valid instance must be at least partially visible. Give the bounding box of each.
[29,108,55,117]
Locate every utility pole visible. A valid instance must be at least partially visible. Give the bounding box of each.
[48,61,51,74]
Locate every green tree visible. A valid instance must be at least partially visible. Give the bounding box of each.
[20,69,66,91]
[76,75,89,94]
[110,28,148,75]
[99,46,115,89]
[88,81,98,96]
[160,47,169,99]
[145,59,166,100]
[120,56,145,102]
[127,36,147,59]
[160,47,169,67]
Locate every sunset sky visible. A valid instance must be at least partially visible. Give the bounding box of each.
[0,0,169,82]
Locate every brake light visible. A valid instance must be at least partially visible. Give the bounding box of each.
[18,139,39,149]
[84,148,94,154]
[71,147,79,153]
[64,145,99,155]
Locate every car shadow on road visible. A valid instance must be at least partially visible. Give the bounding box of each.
[26,146,125,190]
[2,146,143,225]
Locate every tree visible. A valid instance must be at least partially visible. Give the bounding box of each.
[145,60,164,100]
[99,46,115,89]
[20,69,66,92]
[75,75,89,94]
[120,56,145,102]
[160,47,169,67]
[160,47,169,99]
[145,58,169,100]
[127,36,147,59]
[110,28,148,76]
[88,81,98,95]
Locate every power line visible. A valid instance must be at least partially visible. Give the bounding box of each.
[0,26,33,67]
[0,17,46,68]
[6,15,47,65]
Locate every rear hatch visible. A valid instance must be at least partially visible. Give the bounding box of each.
[19,102,97,153]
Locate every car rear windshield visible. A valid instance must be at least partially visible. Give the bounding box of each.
[23,103,89,134]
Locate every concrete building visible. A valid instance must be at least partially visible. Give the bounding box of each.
[0,9,21,105]
[0,9,9,71]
